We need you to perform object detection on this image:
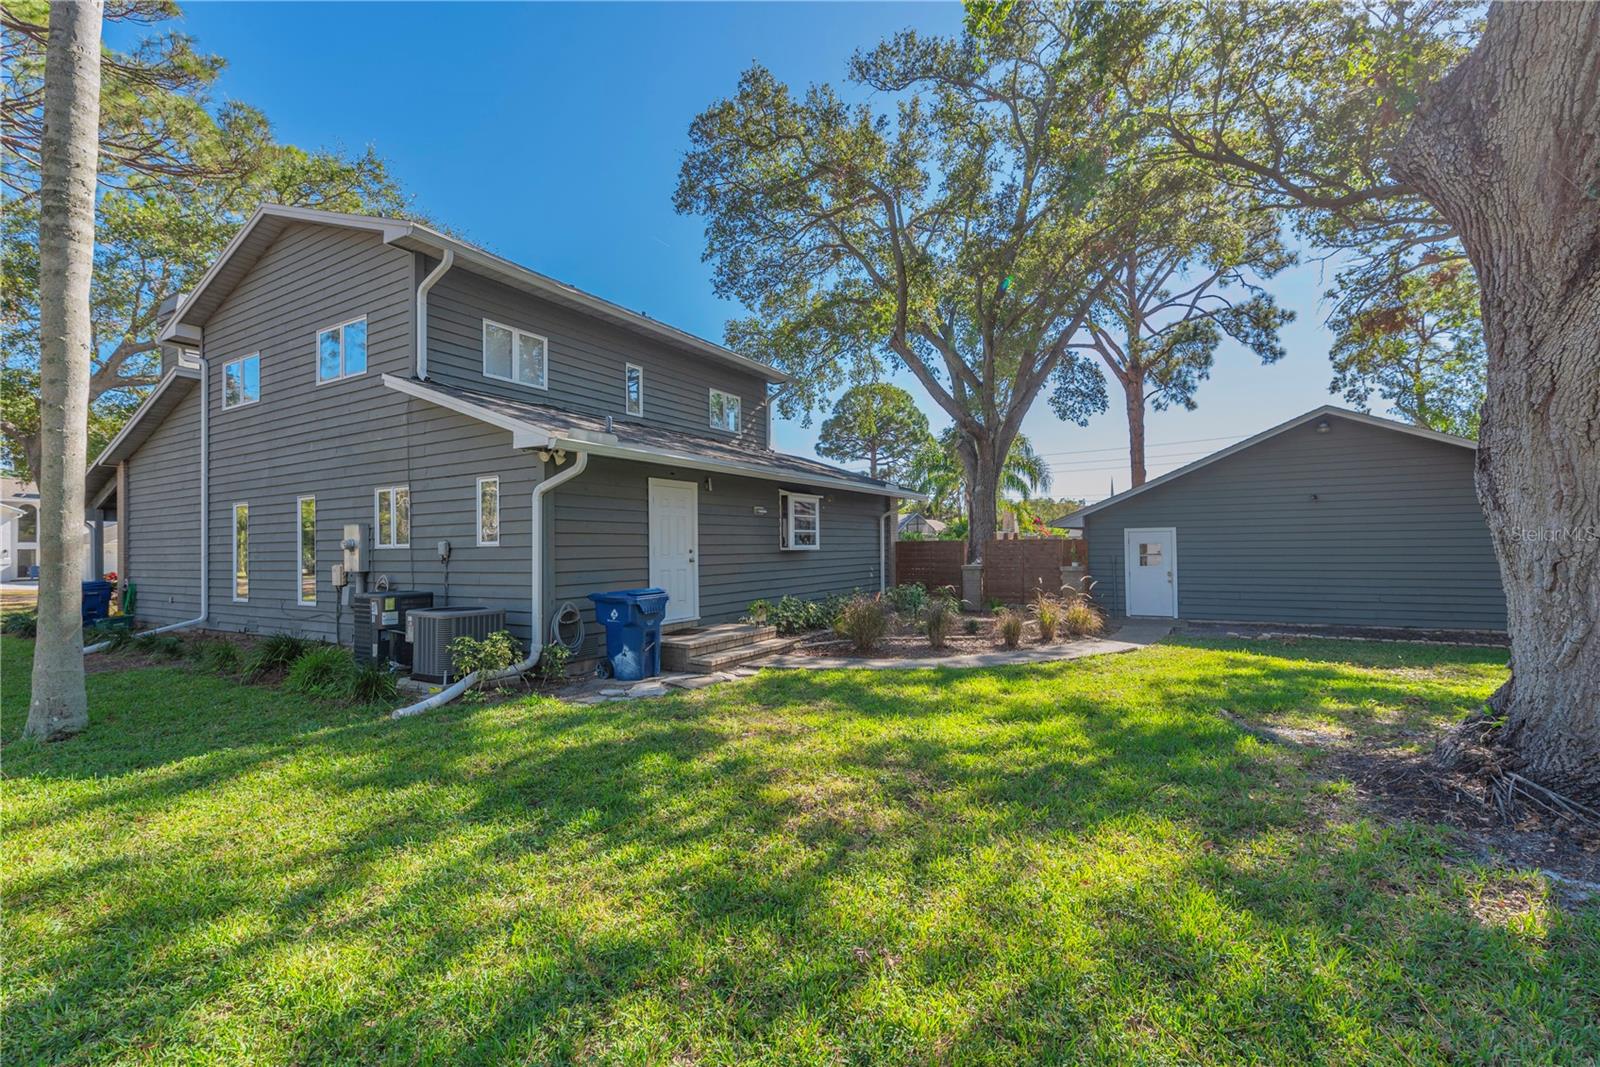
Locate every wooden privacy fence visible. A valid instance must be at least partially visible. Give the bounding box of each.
[894,539,967,593]
[895,537,1088,603]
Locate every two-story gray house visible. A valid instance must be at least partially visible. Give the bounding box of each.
[85,205,918,663]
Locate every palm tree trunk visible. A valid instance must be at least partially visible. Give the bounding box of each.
[25,0,103,741]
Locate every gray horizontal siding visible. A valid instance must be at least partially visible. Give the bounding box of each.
[425,265,770,449]
[548,455,886,658]
[126,388,202,626]
[1085,415,1506,631]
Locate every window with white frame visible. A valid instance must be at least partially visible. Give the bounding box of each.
[296,496,316,606]
[709,388,741,433]
[222,353,260,409]
[232,502,250,600]
[624,363,644,416]
[779,491,820,550]
[316,317,367,383]
[482,319,548,389]
[476,476,500,546]
[374,485,410,548]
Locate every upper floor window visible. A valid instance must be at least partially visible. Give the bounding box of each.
[222,353,260,409]
[709,388,741,433]
[779,491,820,550]
[374,485,410,549]
[624,363,644,416]
[317,317,367,383]
[476,476,500,546]
[483,319,547,389]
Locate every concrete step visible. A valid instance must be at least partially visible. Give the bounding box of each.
[685,634,802,673]
[661,623,777,670]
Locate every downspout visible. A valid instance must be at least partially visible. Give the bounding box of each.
[86,350,210,652]
[415,249,454,380]
[393,449,588,718]
[879,499,899,592]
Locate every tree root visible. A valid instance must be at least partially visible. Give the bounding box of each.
[1434,713,1600,829]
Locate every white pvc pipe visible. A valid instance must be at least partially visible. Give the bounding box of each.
[415,249,453,380]
[86,352,210,654]
[393,450,588,718]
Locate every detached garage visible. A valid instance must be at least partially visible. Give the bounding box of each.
[1068,406,1507,633]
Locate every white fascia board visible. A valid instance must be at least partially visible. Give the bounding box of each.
[89,368,199,471]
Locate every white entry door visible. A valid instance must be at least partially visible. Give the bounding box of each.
[1124,527,1177,617]
[648,478,700,622]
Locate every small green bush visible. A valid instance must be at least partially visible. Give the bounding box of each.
[192,638,243,676]
[132,632,185,658]
[3,611,38,638]
[743,599,773,625]
[834,594,889,653]
[449,630,520,684]
[285,645,357,699]
[884,583,929,616]
[769,595,827,635]
[996,609,1024,650]
[1031,593,1063,642]
[349,662,400,704]
[535,642,572,685]
[964,617,981,635]
[924,596,956,649]
[245,632,314,681]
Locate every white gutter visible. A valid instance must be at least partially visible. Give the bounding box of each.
[415,249,453,380]
[86,353,211,653]
[393,451,589,718]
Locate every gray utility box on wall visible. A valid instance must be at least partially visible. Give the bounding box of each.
[351,589,434,665]
[407,607,509,684]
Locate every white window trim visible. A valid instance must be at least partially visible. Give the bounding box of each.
[314,315,368,385]
[295,495,316,607]
[779,490,821,551]
[481,318,549,391]
[232,501,250,602]
[475,476,500,547]
[624,363,644,417]
[221,353,260,410]
[709,388,742,434]
[373,485,410,549]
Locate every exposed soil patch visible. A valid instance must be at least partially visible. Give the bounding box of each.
[1185,620,1509,647]
[1223,710,1600,901]
[785,614,1115,661]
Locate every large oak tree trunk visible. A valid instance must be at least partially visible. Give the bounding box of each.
[25,0,102,742]
[958,434,1004,565]
[1396,2,1600,800]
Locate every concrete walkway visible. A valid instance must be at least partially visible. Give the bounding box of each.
[753,618,1173,671]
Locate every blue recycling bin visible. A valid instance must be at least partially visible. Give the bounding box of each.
[587,587,670,680]
[81,580,114,625]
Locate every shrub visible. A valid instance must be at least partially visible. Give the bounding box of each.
[769,595,832,635]
[964,617,981,635]
[996,609,1024,649]
[349,662,400,704]
[834,594,889,653]
[884,583,928,617]
[246,632,314,680]
[923,596,956,649]
[743,599,773,625]
[1062,599,1104,637]
[192,637,243,676]
[3,611,38,638]
[535,642,572,685]
[286,645,357,700]
[132,632,186,659]
[449,630,520,684]
[1031,592,1063,642]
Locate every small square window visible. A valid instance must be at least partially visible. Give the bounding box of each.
[316,318,367,383]
[222,354,260,409]
[779,491,820,551]
[1138,543,1163,567]
[710,389,741,433]
[624,363,644,417]
[483,319,548,389]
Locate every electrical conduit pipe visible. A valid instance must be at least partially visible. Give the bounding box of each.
[86,352,211,654]
[392,450,588,718]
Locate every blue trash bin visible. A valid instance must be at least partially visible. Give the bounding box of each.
[81,580,114,625]
[587,587,670,680]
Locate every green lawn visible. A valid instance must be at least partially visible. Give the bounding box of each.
[3,635,1596,1065]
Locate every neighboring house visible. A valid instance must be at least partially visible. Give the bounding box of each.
[0,477,115,582]
[898,513,947,538]
[85,205,919,659]
[1069,406,1505,632]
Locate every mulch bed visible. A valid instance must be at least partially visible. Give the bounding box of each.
[785,614,1112,661]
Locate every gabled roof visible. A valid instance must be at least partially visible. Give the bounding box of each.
[385,375,924,501]
[1071,405,1476,521]
[85,368,200,502]
[160,203,788,385]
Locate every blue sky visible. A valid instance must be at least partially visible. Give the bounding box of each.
[154,2,1355,502]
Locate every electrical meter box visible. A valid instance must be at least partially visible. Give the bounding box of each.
[341,523,367,574]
